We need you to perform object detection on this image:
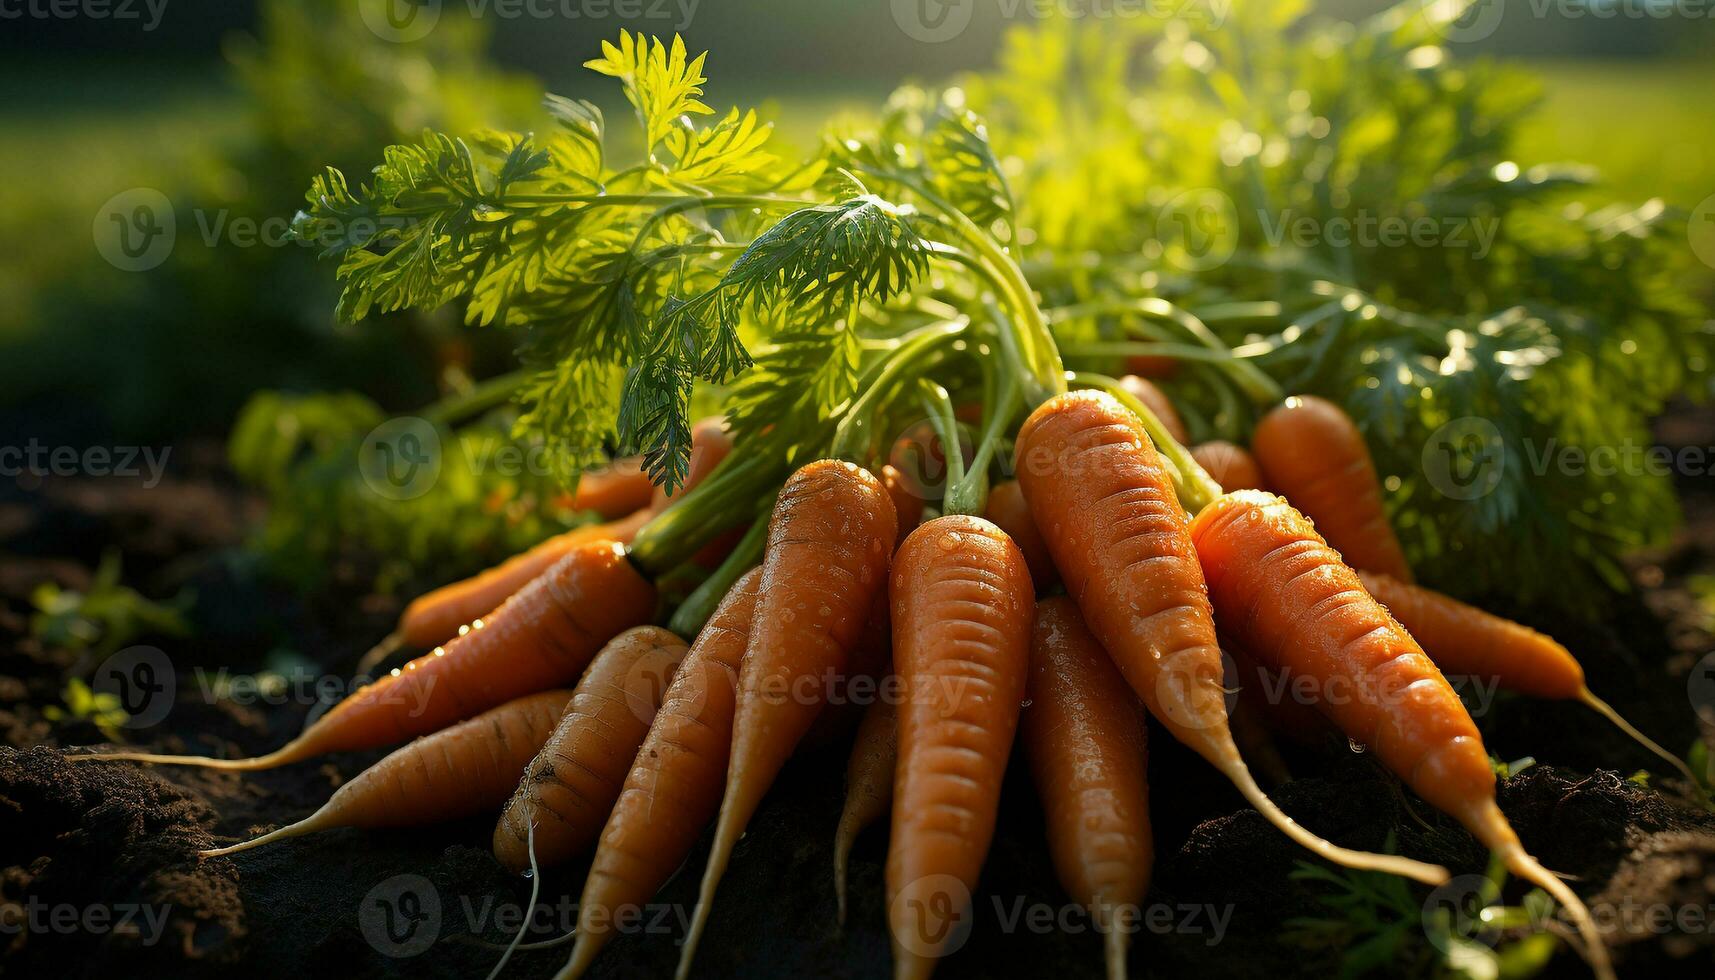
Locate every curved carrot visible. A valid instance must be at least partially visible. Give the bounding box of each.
[398,508,652,649]
[75,541,656,771]
[887,515,1033,980]
[833,695,897,926]
[1359,571,1697,784]
[1191,440,1264,494]
[558,569,763,980]
[1250,395,1413,582]
[677,460,898,979]
[1014,390,1446,885]
[1118,375,1188,445]
[1192,491,1612,980]
[1023,597,1151,980]
[200,689,573,857]
[492,626,689,872]
[984,479,1056,589]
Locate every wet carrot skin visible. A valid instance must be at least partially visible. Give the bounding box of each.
[1190,491,1497,821]
[1250,395,1414,583]
[1024,597,1152,920]
[984,480,1056,590]
[493,625,691,872]
[886,515,1034,977]
[1357,572,1586,700]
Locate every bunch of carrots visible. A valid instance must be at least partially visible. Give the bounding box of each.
[70,339,1704,980]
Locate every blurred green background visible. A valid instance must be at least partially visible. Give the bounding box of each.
[0,0,1709,446]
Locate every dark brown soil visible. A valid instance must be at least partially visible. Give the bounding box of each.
[2,435,1713,979]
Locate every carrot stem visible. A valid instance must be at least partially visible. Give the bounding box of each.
[917,379,974,513]
[668,511,769,638]
[1579,687,1703,789]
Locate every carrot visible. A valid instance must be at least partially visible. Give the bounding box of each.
[1125,353,1178,380]
[1250,395,1413,582]
[492,625,690,872]
[199,689,573,858]
[887,515,1034,980]
[833,695,896,926]
[1023,597,1151,980]
[1359,571,1698,785]
[888,420,971,503]
[983,479,1055,589]
[882,462,926,546]
[1117,374,1188,445]
[561,455,656,518]
[1192,491,1613,980]
[557,569,763,980]
[1014,390,1447,885]
[1190,440,1265,494]
[677,460,898,979]
[397,508,652,650]
[74,540,656,771]
[802,588,893,751]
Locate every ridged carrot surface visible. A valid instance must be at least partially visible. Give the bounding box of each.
[677,460,897,979]
[559,569,763,980]
[1014,390,1445,885]
[1023,597,1151,980]
[1250,395,1413,582]
[493,626,689,872]
[1192,490,1612,980]
[887,515,1034,980]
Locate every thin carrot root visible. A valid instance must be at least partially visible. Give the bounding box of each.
[355,629,405,676]
[65,739,314,771]
[1579,687,1702,788]
[200,816,327,858]
[1225,761,1450,885]
[487,816,542,980]
[1492,836,1615,980]
[1099,906,1129,980]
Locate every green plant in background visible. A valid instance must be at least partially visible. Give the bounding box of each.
[1284,854,1558,980]
[29,552,191,660]
[42,679,129,742]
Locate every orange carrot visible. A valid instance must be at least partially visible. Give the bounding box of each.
[1250,395,1413,582]
[398,508,652,649]
[1359,571,1697,783]
[888,420,971,503]
[1125,353,1178,380]
[1024,597,1152,980]
[651,416,734,510]
[75,541,656,771]
[1190,440,1265,494]
[492,626,689,872]
[887,515,1033,980]
[1118,375,1188,445]
[677,460,897,978]
[802,589,893,751]
[559,569,763,980]
[199,689,573,857]
[833,695,896,926]
[562,455,655,518]
[984,479,1056,589]
[1193,491,1612,979]
[882,463,926,546]
[1014,390,1446,884]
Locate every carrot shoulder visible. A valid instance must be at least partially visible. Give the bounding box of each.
[1023,597,1151,980]
[200,689,574,858]
[677,460,897,979]
[492,625,690,873]
[1192,491,1612,980]
[1250,395,1413,582]
[887,515,1033,980]
[1014,390,1446,885]
[560,568,763,980]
